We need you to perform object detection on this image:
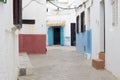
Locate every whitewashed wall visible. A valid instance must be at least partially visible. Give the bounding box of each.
[47,1,76,46]
[0,0,19,80]
[90,0,103,59]
[21,0,46,34]
[105,0,120,79]
[75,0,102,59]
[75,0,120,79]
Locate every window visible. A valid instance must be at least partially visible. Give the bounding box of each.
[13,0,22,28]
[22,19,35,24]
[112,0,118,27]
[87,8,90,29]
[81,12,86,32]
[76,15,79,33]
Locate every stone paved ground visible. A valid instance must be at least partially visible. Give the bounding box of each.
[19,46,119,80]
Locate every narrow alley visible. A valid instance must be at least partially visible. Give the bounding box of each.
[19,46,118,80]
[1,0,120,79]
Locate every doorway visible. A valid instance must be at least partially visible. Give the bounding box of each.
[54,27,60,45]
[71,23,76,46]
[48,27,64,46]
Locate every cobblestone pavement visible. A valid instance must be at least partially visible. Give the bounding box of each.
[19,46,119,80]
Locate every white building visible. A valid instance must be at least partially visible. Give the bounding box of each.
[21,0,46,34]
[105,0,120,78]
[75,0,120,79]
[0,0,20,80]
[20,0,47,54]
[47,0,76,46]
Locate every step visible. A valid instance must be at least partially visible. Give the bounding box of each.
[18,75,36,80]
[19,52,34,76]
[92,59,105,69]
[99,52,105,61]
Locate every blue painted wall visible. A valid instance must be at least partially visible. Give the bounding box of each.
[76,29,92,55]
[48,27,64,46]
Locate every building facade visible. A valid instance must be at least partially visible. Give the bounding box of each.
[20,0,47,54]
[75,0,120,79]
[75,0,92,59]
[47,0,76,46]
[0,0,19,80]
[105,0,120,78]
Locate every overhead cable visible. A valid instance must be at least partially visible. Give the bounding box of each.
[48,0,75,10]
[22,0,44,10]
[22,0,33,10]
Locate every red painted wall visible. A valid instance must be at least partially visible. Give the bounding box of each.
[19,34,46,54]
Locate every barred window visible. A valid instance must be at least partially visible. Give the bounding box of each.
[112,0,118,27]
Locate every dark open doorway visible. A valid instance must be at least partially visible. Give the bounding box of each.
[53,27,60,45]
[71,23,76,46]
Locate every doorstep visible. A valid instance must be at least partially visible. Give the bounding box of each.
[19,52,34,76]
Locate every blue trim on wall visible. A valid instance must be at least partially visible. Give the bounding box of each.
[76,29,92,55]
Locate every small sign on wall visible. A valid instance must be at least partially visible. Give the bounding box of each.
[0,0,7,3]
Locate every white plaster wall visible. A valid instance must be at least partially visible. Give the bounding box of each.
[0,0,19,80]
[105,0,120,79]
[21,0,46,34]
[75,0,120,78]
[76,0,102,59]
[89,0,102,59]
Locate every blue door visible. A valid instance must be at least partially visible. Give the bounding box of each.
[60,27,64,46]
[48,27,53,45]
[48,27,64,46]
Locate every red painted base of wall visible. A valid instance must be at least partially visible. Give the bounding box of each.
[19,34,46,54]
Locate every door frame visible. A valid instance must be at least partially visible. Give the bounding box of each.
[48,27,64,46]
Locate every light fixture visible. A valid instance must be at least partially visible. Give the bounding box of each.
[0,0,7,3]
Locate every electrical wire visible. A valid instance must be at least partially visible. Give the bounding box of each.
[22,0,44,10]
[48,0,89,10]
[22,0,33,10]
[33,0,44,5]
[48,0,75,10]
[23,0,91,11]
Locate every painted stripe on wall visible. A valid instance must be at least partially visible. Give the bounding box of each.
[19,34,46,54]
[76,29,92,55]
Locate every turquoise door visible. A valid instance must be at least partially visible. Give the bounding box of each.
[48,27,53,45]
[48,27,64,46]
[60,27,64,45]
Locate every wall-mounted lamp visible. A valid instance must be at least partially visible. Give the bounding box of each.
[0,0,7,3]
